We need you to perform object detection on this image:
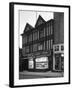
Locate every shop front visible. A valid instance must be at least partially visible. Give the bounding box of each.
[53,44,64,72]
[28,56,49,71]
[28,50,53,72]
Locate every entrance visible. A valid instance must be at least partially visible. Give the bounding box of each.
[55,54,64,71]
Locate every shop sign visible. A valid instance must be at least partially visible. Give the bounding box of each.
[35,57,48,69]
[36,57,48,62]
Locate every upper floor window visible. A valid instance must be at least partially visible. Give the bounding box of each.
[33,44,37,52]
[55,46,59,51]
[38,42,44,51]
[26,46,29,53]
[33,31,38,41]
[22,47,25,54]
[51,39,53,49]
[23,36,27,44]
[61,45,64,51]
[46,25,49,36]
[40,29,44,38]
[51,23,53,35]
[30,45,33,53]
[29,34,32,42]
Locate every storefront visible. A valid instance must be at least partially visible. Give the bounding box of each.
[28,56,49,71]
[53,44,64,71]
[35,57,48,70]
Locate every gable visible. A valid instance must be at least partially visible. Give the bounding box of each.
[35,15,45,27]
[24,23,33,32]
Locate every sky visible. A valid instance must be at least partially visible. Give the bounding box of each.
[19,11,54,48]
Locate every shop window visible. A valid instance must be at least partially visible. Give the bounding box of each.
[35,57,48,69]
[28,58,34,69]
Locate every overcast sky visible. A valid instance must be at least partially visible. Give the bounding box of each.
[19,11,54,48]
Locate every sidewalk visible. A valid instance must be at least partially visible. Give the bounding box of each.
[20,71,64,77]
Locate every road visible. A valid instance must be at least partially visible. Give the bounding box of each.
[19,71,64,79]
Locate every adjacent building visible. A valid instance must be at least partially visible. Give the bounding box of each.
[53,12,64,71]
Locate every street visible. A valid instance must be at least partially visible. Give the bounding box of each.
[19,71,64,79]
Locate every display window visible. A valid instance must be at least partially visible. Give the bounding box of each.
[35,57,48,69]
[28,58,34,69]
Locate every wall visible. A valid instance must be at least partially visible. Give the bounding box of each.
[0,0,72,90]
[54,12,64,44]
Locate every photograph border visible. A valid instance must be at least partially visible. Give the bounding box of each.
[9,2,70,88]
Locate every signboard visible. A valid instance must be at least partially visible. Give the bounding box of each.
[35,57,48,69]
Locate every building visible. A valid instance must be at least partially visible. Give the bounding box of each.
[21,15,54,71]
[53,12,64,71]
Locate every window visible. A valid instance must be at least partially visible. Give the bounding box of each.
[33,44,37,52]
[51,24,53,35]
[51,39,53,49]
[47,40,49,50]
[43,41,45,50]
[33,31,38,40]
[30,45,33,53]
[61,45,64,51]
[49,40,51,50]
[29,34,32,42]
[23,36,27,44]
[22,47,25,54]
[26,46,29,53]
[55,46,59,51]
[46,25,49,36]
[48,24,51,35]
[38,43,43,50]
[40,29,44,38]
[44,27,46,37]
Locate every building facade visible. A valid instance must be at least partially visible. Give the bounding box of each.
[53,12,64,71]
[21,15,54,71]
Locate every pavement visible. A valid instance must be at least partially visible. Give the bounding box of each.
[19,71,64,79]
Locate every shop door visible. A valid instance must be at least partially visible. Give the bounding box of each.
[61,57,64,71]
[55,54,61,70]
[23,59,28,70]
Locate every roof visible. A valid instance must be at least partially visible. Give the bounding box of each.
[24,23,33,32]
[35,15,46,27]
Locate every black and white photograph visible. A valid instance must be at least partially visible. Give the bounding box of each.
[19,10,64,79]
[9,2,70,87]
